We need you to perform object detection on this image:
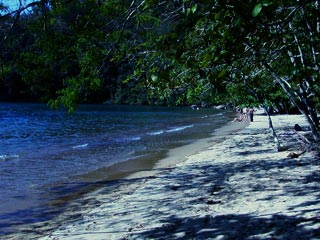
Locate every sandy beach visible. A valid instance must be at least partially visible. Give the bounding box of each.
[18,112,320,239]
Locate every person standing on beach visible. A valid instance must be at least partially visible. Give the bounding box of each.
[242,107,247,121]
[248,107,254,122]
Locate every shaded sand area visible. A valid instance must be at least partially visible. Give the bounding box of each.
[25,113,320,239]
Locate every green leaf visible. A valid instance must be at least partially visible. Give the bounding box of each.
[261,0,272,7]
[252,1,272,17]
[252,3,263,17]
[191,4,197,14]
[151,74,158,82]
[218,69,227,79]
[214,13,220,21]
[186,8,191,16]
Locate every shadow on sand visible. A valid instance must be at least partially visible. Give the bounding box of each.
[6,125,320,240]
[127,142,320,239]
[136,213,320,239]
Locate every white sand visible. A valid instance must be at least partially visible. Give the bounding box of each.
[37,113,320,239]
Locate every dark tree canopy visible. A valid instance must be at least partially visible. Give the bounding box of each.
[1,0,320,139]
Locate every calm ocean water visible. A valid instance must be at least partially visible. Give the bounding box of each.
[0,103,234,236]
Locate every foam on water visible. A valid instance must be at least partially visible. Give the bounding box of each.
[0,154,19,161]
[147,130,164,136]
[72,143,89,149]
[166,124,194,133]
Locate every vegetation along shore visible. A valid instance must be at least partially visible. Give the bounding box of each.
[1,1,320,239]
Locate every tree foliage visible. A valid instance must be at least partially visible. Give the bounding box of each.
[1,0,320,138]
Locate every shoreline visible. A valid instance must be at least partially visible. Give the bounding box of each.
[5,114,246,239]
[12,113,320,239]
[126,120,248,180]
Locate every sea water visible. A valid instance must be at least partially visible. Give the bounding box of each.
[0,103,233,236]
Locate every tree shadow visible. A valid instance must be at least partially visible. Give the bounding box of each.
[125,142,320,239]
[128,160,320,239]
[6,126,320,240]
[134,213,320,239]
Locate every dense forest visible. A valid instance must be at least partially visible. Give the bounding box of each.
[1,1,320,139]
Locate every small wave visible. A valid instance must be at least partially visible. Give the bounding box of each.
[0,154,19,161]
[72,143,88,149]
[166,125,193,133]
[116,136,141,142]
[147,130,164,136]
[211,113,224,117]
[130,137,141,141]
[201,113,223,119]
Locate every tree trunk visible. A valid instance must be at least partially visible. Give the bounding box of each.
[263,107,282,151]
[264,62,320,142]
[242,77,282,149]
